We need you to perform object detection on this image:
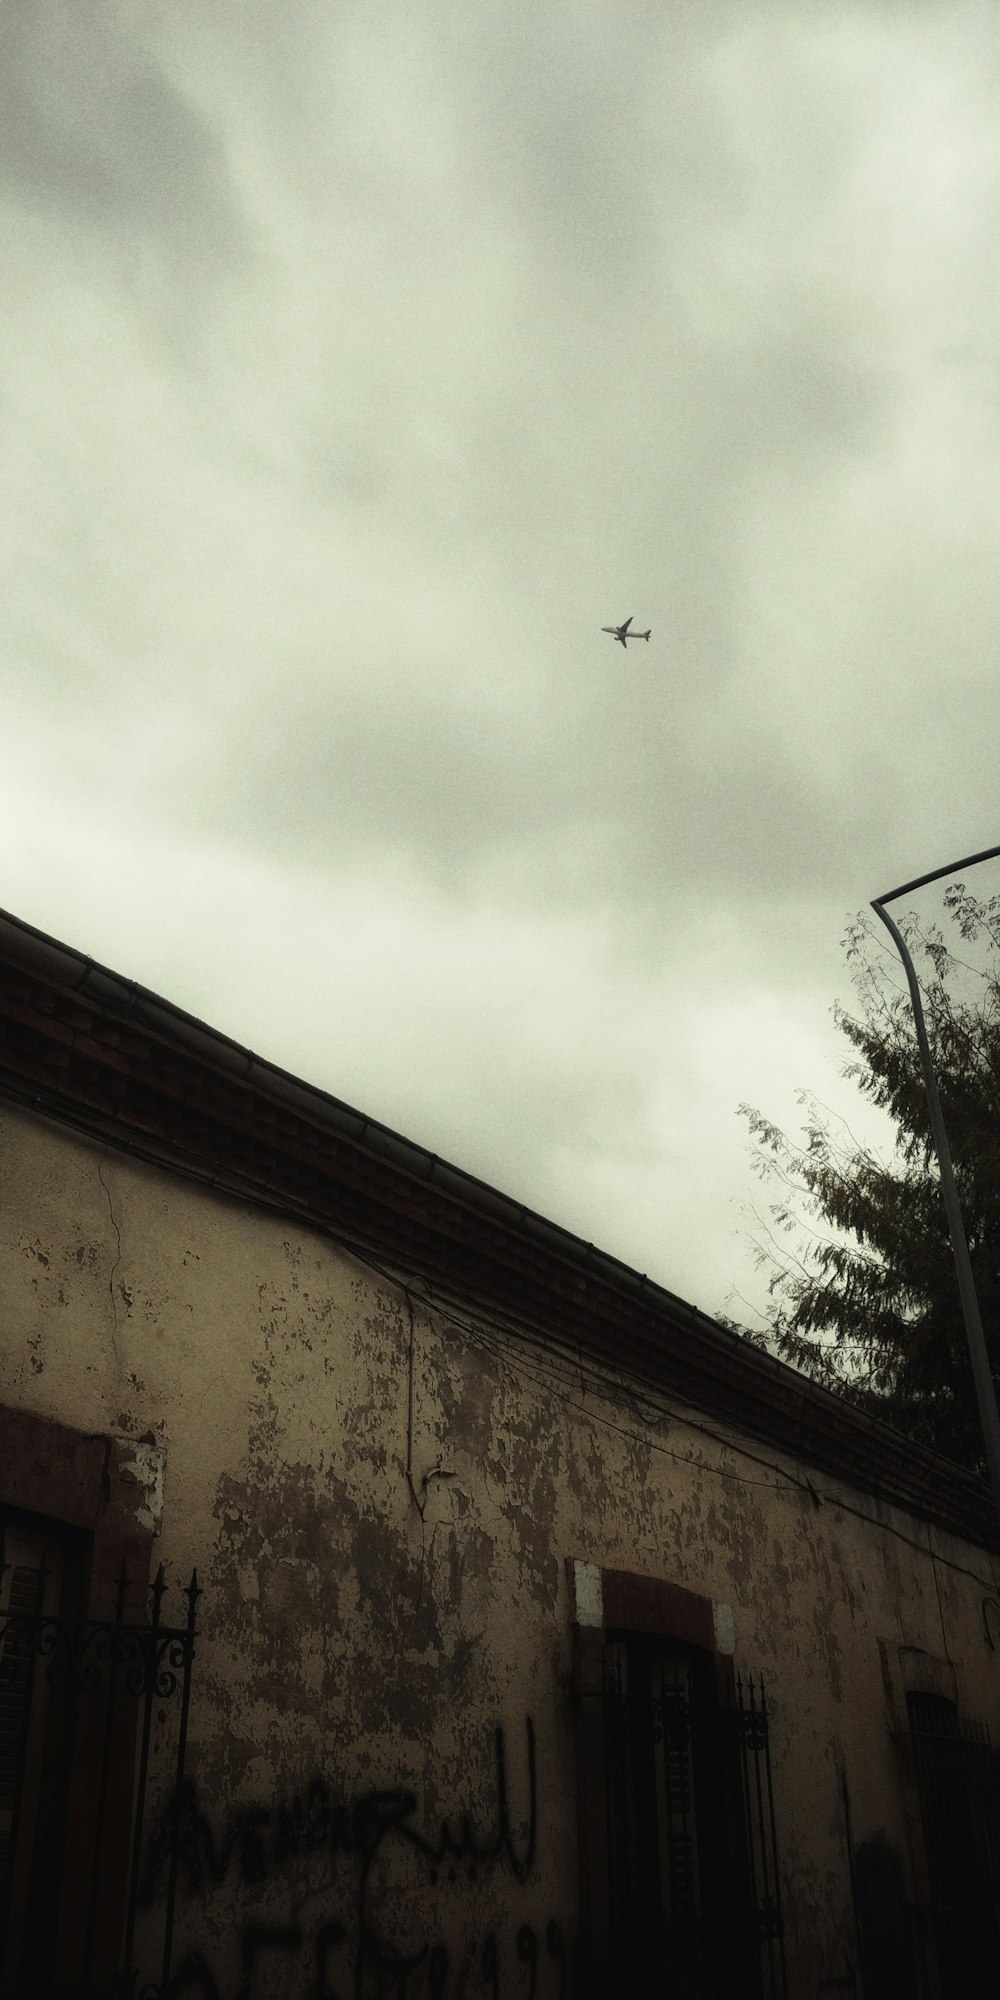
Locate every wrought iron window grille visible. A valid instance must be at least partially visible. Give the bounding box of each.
[588,1642,789,2000]
[0,1556,199,2000]
[907,1691,1000,1997]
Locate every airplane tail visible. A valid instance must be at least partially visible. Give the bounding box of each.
[640,629,651,641]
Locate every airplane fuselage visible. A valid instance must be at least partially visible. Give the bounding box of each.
[602,624,651,645]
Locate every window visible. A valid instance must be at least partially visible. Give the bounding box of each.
[907,1690,1000,1996]
[600,1634,785,2000]
[0,1510,82,1993]
[0,1501,200,1997]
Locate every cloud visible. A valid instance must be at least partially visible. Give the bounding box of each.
[3,1,1000,1318]
[0,0,245,258]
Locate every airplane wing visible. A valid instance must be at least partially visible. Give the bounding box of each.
[620,616,633,635]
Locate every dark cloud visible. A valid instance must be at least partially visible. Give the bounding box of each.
[0,0,244,260]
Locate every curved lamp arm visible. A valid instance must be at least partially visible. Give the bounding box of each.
[872,843,1000,1518]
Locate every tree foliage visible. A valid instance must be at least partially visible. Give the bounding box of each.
[730,886,1000,1475]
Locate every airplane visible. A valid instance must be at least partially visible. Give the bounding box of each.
[602,616,651,647]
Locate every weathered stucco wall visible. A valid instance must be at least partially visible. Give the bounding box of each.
[4,1098,1000,1996]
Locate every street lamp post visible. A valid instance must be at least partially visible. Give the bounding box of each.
[872,843,1000,1525]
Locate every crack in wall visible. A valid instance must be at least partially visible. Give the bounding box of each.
[97,1147,123,1373]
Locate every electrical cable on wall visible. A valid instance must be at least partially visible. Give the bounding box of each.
[4,1081,999,1597]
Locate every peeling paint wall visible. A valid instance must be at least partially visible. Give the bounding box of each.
[4,1099,1000,1996]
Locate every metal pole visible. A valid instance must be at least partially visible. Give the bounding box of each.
[871,842,1000,1524]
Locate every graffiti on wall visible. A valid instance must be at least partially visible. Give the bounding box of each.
[140,1717,565,1998]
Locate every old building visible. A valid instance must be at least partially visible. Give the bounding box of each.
[2,906,999,1999]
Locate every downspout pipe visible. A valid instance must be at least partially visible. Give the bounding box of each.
[872,842,1000,1528]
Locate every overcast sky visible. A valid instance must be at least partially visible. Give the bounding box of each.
[3,0,1000,1326]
